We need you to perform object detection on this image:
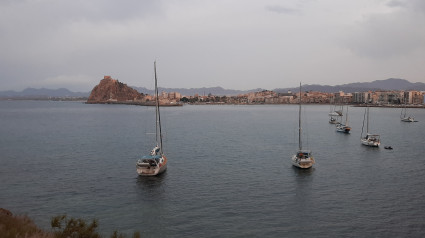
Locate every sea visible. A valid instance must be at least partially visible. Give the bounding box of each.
[1,100,425,237]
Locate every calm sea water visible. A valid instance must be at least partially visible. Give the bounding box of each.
[1,101,425,237]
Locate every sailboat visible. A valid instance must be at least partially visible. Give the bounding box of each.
[136,61,167,176]
[400,102,416,122]
[336,105,351,133]
[360,105,380,147]
[292,83,315,169]
[328,99,342,124]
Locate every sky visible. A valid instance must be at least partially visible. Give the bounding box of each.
[1,0,424,92]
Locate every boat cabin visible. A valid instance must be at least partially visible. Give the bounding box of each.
[297,150,312,159]
[365,134,380,141]
[140,155,162,166]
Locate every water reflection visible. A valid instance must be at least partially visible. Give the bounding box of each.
[136,172,167,187]
[292,166,315,177]
[360,145,381,153]
[135,172,167,201]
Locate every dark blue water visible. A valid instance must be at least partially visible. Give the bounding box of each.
[1,101,425,237]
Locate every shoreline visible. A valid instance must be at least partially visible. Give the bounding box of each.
[85,101,183,107]
[3,99,424,108]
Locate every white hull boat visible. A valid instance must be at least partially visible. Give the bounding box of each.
[137,61,168,176]
[336,106,351,133]
[361,134,380,147]
[137,154,167,176]
[336,124,351,133]
[292,83,315,169]
[292,150,315,169]
[361,106,380,147]
[400,102,417,122]
[401,116,416,122]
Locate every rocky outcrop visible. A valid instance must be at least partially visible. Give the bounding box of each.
[87,76,144,103]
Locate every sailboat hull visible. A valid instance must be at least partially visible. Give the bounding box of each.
[361,138,380,147]
[137,155,167,176]
[401,117,416,122]
[329,118,339,124]
[291,154,315,169]
[336,125,351,133]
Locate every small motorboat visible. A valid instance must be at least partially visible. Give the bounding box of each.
[384,146,393,150]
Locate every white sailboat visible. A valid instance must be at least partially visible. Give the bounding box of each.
[400,103,416,122]
[329,99,342,124]
[329,115,339,124]
[328,99,341,124]
[336,105,351,133]
[360,106,380,147]
[292,83,315,169]
[136,61,167,176]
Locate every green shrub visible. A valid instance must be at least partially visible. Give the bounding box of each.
[0,211,53,238]
[51,214,101,238]
[51,214,141,238]
[0,209,140,238]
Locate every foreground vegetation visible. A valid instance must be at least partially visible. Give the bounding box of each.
[0,209,140,238]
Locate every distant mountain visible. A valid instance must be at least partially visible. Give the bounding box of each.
[132,86,264,96]
[340,78,425,91]
[2,78,424,99]
[0,88,89,98]
[274,78,425,93]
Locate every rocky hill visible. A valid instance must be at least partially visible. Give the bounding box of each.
[86,76,144,103]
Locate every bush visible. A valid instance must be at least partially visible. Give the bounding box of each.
[51,214,101,238]
[51,214,140,238]
[0,210,53,238]
[0,209,139,238]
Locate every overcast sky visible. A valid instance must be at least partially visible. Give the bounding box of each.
[1,0,424,92]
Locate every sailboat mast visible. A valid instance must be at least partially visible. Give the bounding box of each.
[366,105,369,134]
[154,61,163,153]
[299,82,302,151]
[345,106,348,125]
[402,99,407,118]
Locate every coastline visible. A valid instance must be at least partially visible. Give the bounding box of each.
[85,101,183,106]
[351,104,425,108]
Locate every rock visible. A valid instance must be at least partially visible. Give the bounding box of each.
[87,76,144,103]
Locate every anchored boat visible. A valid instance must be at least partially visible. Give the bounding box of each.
[136,61,168,176]
[291,83,315,169]
[360,105,380,147]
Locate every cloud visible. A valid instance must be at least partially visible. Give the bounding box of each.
[265,5,300,15]
[1,0,425,91]
[37,75,98,92]
[342,1,425,59]
[387,0,425,13]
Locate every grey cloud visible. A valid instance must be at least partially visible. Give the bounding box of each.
[265,5,300,15]
[1,0,425,91]
[387,0,406,8]
[342,5,425,59]
[387,0,425,13]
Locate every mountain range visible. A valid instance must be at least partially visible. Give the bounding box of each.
[0,87,89,98]
[1,78,424,98]
[274,78,425,94]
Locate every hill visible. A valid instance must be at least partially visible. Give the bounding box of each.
[86,76,144,103]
